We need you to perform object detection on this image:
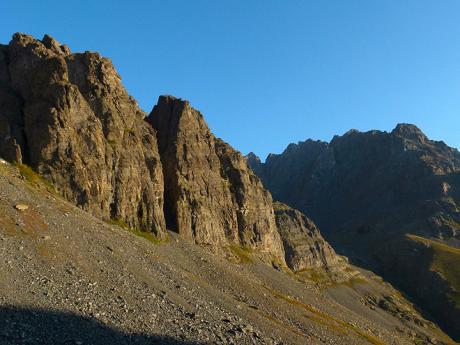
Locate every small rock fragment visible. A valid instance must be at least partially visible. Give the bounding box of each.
[15,204,29,211]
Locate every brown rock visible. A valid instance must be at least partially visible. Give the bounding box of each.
[273,202,339,271]
[1,33,166,237]
[14,204,29,211]
[148,96,285,261]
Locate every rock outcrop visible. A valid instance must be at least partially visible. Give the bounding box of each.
[147,96,285,261]
[273,202,339,271]
[0,33,166,236]
[248,124,460,340]
[0,32,348,277]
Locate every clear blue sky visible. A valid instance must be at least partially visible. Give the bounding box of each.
[1,1,459,160]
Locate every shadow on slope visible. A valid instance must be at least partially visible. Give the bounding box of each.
[0,306,202,345]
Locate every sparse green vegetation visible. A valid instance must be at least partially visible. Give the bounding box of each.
[262,285,385,345]
[326,276,368,291]
[295,268,328,283]
[407,234,460,307]
[106,218,129,229]
[228,244,254,264]
[16,163,56,193]
[106,218,166,244]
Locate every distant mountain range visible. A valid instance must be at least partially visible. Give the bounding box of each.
[247,123,460,339]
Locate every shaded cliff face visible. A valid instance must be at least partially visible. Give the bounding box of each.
[147,96,285,261]
[273,202,339,272]
[0,34,166,236]
[250,124,460,247]
[248,124,460,339]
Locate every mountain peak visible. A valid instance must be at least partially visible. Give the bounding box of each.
[10,32,71,57]
[245,152,261,164]
[391,123,428,142]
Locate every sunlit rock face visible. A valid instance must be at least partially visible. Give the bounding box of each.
[148,95,285,263]
[0,33,166,237]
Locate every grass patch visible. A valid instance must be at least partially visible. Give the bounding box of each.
[260,313,306,337]
[106,218,165,244]
[295,268,328,283]
[332,277,368,290]
[16,163,55,193]
[407,234,460,307]
[263,285,385,345]
[228,244,254,264]
[106,218,129,229]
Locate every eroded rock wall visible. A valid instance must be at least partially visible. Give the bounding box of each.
[273,202,339,271]
[148,96,285,261]
[0,33,166,236]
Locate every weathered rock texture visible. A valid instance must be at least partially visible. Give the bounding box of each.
[1,33,350,276]
[248,124,460,340]
[0,33,341,271]
[273,202,339,271]
[0,33,166,236]
[148,96,285,261]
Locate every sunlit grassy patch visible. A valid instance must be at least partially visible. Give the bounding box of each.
[228,244,254,264]
[262,285,386,345]
[16,163,55,193]
[106,218,166,244]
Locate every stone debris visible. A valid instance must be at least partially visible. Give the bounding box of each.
[14,204,29,211]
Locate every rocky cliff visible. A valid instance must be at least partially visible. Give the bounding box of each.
[248,124,460,339]
[0,33,347,278]
[0,33,166,236]
[273,202,339,272]
[147,96,285,262]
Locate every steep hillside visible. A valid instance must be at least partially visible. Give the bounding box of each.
[248,124,460,339]
[0,160,456,345]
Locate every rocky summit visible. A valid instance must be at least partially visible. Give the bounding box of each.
[147,96,285,263]
[248,124,460,340]
[0,33,459,345]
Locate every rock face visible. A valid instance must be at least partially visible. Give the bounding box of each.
[0,33,166,236]
[0,33,340,271]
[148,96,285,261]
[248,124,460,339]
[273,202,339,271]
[0,33,348,277]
